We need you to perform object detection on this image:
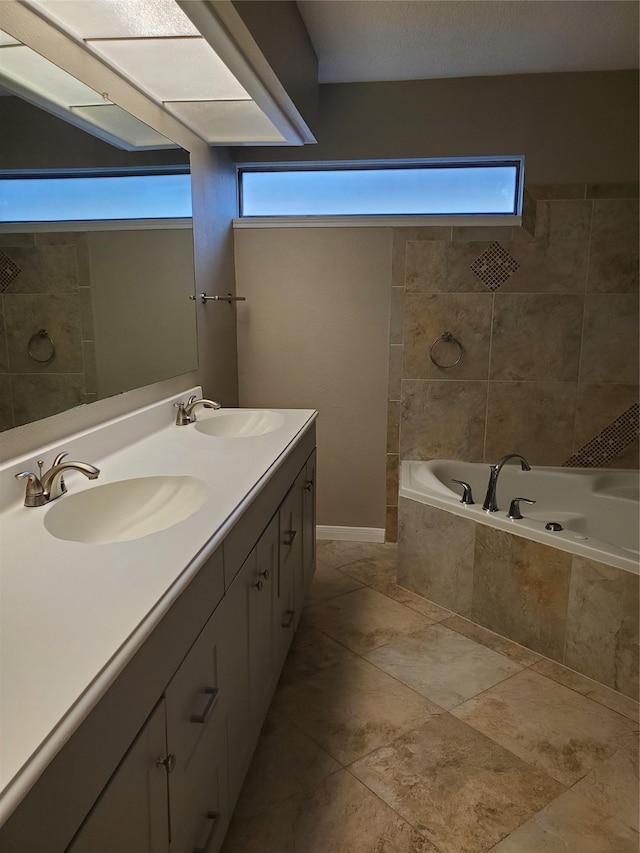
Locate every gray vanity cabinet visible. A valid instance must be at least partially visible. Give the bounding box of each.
[302,450,317,594]
[164,605,228,853]
[0,427,316,853]
[67,699,170,853]
[222,513,279,812]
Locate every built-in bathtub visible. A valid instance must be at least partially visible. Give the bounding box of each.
[398,460,639,701]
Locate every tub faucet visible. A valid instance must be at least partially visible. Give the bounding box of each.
[15,452,100,507]
[175,395,221,425]
[482,454,530,512]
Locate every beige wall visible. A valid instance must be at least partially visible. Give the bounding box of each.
[88,230,197,400]
[234,71,639,185]
[234,227,392,529]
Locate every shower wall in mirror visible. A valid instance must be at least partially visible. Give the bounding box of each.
[0,95,198,432]
[0,225,197,429]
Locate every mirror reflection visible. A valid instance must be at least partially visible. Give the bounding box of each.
[0,40,198,432]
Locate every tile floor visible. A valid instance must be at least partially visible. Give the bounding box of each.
[221,541,639,853]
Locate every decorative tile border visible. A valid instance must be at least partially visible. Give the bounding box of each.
[564,403,639,467]
[0,251,21,293]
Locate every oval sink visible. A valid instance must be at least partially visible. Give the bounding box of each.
[195,410,284,438]
[45,475,209,544]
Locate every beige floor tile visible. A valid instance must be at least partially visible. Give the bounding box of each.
[568,728,639,831]
[365,623,523,710]
[383,584,453,620]
[277,623,356,688]
[487,787,639,852]
[306,561,364,604]
[441,614,542,666]
[453,669,636,786]
[316,539,398,571]
[304,586,434,655]
[339,554,454,621]
[531,657,640,722]
[337,554,398,587]
[232,709,341,821]
[351,714,563,853]
[221,768,440,853]
[271,655,442,764]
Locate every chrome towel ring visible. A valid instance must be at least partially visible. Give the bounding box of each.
[27,329,55,364]
[429,331,463,369]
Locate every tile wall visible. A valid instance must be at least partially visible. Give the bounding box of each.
[0,232,96,430]
[387,184,640,540]
[398,498,639,700]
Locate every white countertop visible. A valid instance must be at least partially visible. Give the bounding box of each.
[0,389,316,822]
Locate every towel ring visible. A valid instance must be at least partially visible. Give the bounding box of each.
[27,329,55,364]
[429,331,463,369]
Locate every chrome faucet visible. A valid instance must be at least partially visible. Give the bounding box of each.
[175,394,221,425]
[15,452,100,507]
[482,454,530,512]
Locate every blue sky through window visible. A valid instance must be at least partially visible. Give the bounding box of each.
[240,164,520,217]
[0,173,192,222]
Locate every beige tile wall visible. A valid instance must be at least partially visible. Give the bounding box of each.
[397,497,639,701]
[0,232,95,430]
[387,184,640,540]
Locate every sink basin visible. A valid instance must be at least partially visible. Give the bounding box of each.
[45,476,210,544]
[195,410,284,438]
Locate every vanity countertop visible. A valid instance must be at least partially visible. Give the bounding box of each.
[0,389,317,823]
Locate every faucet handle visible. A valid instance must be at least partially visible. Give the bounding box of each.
[451,479,475,505]
[15,471,47,507]
[174,401,191,426]
[507,497,536,520]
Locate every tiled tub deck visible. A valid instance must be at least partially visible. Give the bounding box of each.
[398,497,639,701]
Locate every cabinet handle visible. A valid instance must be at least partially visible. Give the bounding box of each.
[260,568,270,580]
[193,811,218,853]
[190,687,219,724]
[253,579,264,591]
[156,752,176,774]
[283,529,297,546]
[304,479,314,492]
[282,609,295,628]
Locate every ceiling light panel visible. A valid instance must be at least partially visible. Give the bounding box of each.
[24,0,199,38]
[71,104,175,147]
[0,44,106,106]
[166,100,285,144]
[87,37,250,102]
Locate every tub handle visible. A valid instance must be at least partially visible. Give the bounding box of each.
[451,479,474,505]
[507,497,536,520]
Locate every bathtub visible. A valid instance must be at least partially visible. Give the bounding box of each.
[400,460,639,574]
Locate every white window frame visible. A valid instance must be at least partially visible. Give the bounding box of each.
[235,157,524,227]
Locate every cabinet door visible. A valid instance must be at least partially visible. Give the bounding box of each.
[251,514,279,733]
[67,699,169,853]
[279,477,304,636]
[302,449,317,593]
[220,547,254,810]
[165,607,228,853]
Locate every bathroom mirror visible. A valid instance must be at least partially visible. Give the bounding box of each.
[0,49,198,432]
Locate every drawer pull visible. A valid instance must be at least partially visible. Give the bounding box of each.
[253,579,264,591]
[156,752,176,774]
[260,568,270,580]
[282,609,295,628]
[283,529,297,546]
[304,479,314,492]
[193,811,218,853]
[190,687,219,724]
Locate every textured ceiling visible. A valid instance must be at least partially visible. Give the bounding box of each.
[296,0,640,84]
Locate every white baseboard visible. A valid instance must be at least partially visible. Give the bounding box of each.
[316,525,386,543]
